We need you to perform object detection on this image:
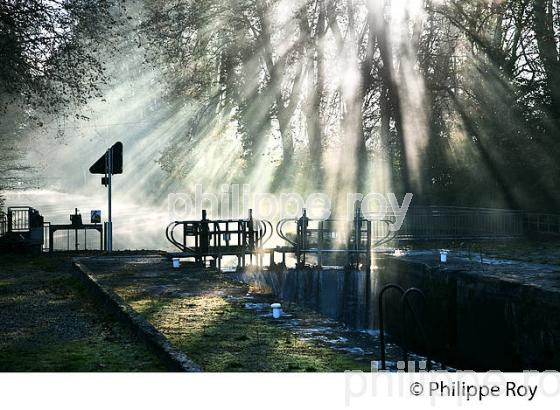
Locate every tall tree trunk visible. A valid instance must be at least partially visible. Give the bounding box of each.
[305,1,326,184]
[341,0,368,193]
[534,0,560,120]
[369,0,411,194]
[255,0,295,165]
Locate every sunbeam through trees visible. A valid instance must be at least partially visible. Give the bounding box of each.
[138,0,560,212]
[1,0,560,213]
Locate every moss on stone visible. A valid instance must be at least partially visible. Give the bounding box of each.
[110,268,372,372]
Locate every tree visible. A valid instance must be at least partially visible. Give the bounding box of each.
[0,0,117,116]
[142,0,560,212]
[0,0,118,203]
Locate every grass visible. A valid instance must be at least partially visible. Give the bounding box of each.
[129,294,371,372]
[0,331,164,372]
[0,254,166,372]
[109,268,372,372]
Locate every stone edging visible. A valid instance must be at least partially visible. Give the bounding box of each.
[73,259,201,372]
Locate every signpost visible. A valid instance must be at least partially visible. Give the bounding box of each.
[89,142,123,252]
[91,210,101,224]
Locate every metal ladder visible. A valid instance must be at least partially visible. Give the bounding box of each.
[378,283,435,371]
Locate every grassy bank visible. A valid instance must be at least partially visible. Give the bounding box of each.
[91,262,372,372]
[0,254,166,371]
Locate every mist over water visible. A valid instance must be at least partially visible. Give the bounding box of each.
[0,1,412,252]
[4,189,171,250]
[2,31,187,250]
[5,0,560,252]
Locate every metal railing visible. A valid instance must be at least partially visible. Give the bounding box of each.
[526,213,560,236]
[0,211,6,237]
[378,284,435,371]
[367,206,526,241]
[0,207,44,253]
[166,209,273,267]
[273,205,540,270]
[47,226,104,252]
[8,206,32,232]
[276,207,378,269]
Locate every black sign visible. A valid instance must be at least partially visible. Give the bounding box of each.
[91,210,101,224]
[89,142,123,175]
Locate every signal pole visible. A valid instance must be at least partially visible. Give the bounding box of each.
[106,147,113,252]
[90,141,122,253]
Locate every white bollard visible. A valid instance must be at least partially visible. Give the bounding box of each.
[271,303,282,319]
[440,250,449,263]
[172,258,181,269]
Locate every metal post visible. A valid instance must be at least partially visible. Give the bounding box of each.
[366,220,372,271]
[106,147,113,252]
[248,209,254,264]
[318,221,324,267]
[49,228,54,253]
[74,208,79,251]
[354,200,361,270]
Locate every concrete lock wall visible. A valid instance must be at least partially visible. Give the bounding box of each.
[236,268,371,330]
[376,258,560,371]
[235,257,560,371]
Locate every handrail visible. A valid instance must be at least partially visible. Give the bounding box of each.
[401,288,432,370]
[256,219,274,247]
[165,221,180,250]
[165,221,197,253]
[166,215,273,258]
[378,284,405,370]
[276,218,297,247]
[378,283,435,371]
[374,219,398,247]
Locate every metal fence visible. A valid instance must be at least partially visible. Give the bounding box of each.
[42,223,50,252]
[366,206,527,241]
[526,213,560,236]
[4,205,558,254]
[0,212,6,237]
[7,206,32,232]
[280,205,556,250]
[46,226,104,252]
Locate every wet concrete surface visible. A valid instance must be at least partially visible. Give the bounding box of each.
[387,249,560,290]
[234,249,560,371]
[76,254,441,371]
[376,250,560,370]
